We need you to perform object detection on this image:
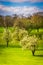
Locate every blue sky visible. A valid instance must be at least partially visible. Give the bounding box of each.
[0,0,43,16]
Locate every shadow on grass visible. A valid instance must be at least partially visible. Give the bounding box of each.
[0,45,21,55]
[0,45,21,48]
[0,45,7,48]
[36,49,43,51]
[35,55,43,57]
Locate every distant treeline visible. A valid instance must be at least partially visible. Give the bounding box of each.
[0,13,43,29]
[0,15,14,27]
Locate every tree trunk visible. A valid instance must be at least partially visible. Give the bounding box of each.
[37,28,39,32]
[32,50,35,56]
[6,38,9,47]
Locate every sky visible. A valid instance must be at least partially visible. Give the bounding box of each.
[0,0,43,16]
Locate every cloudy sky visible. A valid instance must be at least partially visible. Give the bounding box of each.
[0,0,43,16]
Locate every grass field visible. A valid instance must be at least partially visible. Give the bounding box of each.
[0,27,43,65]
[0,47,43,65]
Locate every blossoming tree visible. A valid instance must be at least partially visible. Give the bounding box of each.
[20,35,38,56]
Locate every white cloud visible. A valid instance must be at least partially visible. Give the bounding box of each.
[0,0,28,2]
[0,0,43,2]
[0,5,43,16]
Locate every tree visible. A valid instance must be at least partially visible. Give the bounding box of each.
[3,28,12,47]
[12,27,28,41]
[31,14,43,39]
[20,35,38,56]
[0,15,4,27]
[31,14,43,29]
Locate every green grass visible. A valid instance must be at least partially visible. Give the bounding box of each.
[0,27,43,65]
[0,47,43,65]
[0,27,4,33]
[30,28,43,35]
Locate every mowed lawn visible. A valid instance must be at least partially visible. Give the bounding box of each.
[0,27,43,65]
[0,47,43,65]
